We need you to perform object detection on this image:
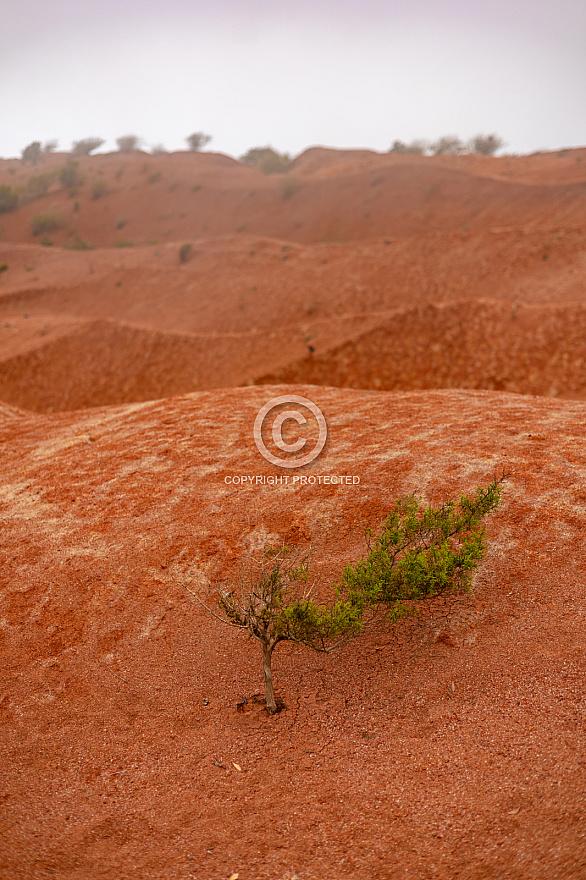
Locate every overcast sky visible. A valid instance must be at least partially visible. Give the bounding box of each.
[0,0,584,160]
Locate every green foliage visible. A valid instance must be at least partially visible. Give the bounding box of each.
[390,139,429,155]
[43,140,58,153]
[30,211,65,235]
[179,242,192,263]
[469,134,505,156]
[186,132,212,152]
[91,178,108,200]
[63,235,94,250]
[0,185,18,214]
[0,263,8,274]
[114,239,133,248]
[240,146,291,174]
[336,476,506,623]
[59,161,84,194]
[21,141,42,165]
[280,176,300,199]
[431,135,466,155]
[72,137,104,156]
[190,475,505,712]
[25,172,54,200]
[116,134,140,153]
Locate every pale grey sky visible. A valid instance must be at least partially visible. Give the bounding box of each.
[0,0,584,159]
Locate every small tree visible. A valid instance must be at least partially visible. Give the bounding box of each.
[431,135,466,155]
[59,161,84,194]
[116,135,141,153]
[22,141,42,165]
[183,475,506,713]
[390,139,429,155]
[43,140,58,153]
[0,185,18,214]
[469,133,504,156]
[240,146,291,174]
[72,137,105,156]
[186,132,212,152]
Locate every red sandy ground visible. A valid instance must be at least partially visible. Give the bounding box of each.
[0,148,585,879]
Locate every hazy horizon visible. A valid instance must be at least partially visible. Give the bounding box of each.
[1,0,584,160]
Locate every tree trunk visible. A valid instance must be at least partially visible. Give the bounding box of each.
[262,641,277,713]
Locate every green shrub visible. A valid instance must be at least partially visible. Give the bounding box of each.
[0,185,18,214]
[31,211,65,235]
[21,141,42,165]
[39,234,54,246]
[240,146,291,174]
[59,161,83,193]
[43,140,58,153]
[91,178,108,199]
[148,172,162,184]
[63,235,94,250]
[114,239,133,248]
[184,474,506,713]
[431,135,466,155]
[71,137,104,156]
[390,139,429,155]
[179,242,192,263]
[116,134,140,153]
[469,133,505,156]
[186,132,212,151]
[0,263,8,274]
[280,176,300,199]
[25,173,54,200]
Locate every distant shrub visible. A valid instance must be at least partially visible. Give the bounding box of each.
[39,234,54,246]
[390,139,429,155]
[280,176,301,199]
[114,239,134,248]
[186,132,212,152]
[116,135,140,153]
[25,173,54,200]
[72,137,104,156]
[31,211,65,235]
[148,172,162,184]
[43,140,58,153]
[116,217,126,229]
[191,183,202,192]
[431,136,466,155]
[21,141,42,165]
[64,235,94,250]
[151,144,167,155]
[179,242,192,263]
[0,263,8,274]
[469,133,505,156]
[240,146,291,174]
[59,161,84,194]
[0,185,18,214]
[91,178,108,200]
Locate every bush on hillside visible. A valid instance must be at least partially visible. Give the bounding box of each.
[390,139,429,155]
[116,135,140,153]
[59,161,84,194]
[180,474,506,713]
[469,134,505,156]
[0,185,19,214]
[431,135,466,155]
[72,137,105,156]
[21,141,42,165]
[186,132,212,152]
[240,146,291,174]
[30,211,65,235]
